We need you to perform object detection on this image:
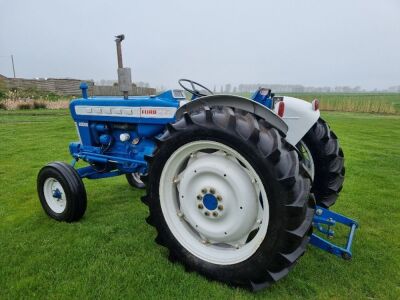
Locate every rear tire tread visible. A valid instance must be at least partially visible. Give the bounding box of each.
[302,118,345,208]
[143,105,314,290]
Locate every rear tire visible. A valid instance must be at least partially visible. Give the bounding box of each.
[144,106,314,290]
[37,162,87,222]
[301,118,345,208]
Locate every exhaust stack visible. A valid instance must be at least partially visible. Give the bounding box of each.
[115,34,132,99]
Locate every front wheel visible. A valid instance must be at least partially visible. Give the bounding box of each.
[37,162,87,222]
[144,106,314,290]
[126,172,145,189]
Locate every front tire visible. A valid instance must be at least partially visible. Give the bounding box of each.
[144,106,314,290]
[37,162,87,222]
[126,172,146,189]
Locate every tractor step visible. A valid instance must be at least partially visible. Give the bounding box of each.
[310,206,358,260]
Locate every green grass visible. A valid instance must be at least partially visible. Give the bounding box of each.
[0,109,399,299]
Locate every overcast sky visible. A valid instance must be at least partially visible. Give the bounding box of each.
[0,0,399,89]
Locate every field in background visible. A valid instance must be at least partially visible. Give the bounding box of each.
[239,92,400,114]
[0,109,399,299]
[285,93,400,114]
[1,89,400,114]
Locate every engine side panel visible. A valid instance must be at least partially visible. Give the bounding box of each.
[68,96,179,176]
[70,98,178,124]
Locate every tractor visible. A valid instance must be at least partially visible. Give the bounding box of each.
[37,35,357,291]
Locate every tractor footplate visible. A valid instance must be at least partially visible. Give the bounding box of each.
[310,206,358,260]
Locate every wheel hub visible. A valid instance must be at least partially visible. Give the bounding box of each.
[43,178,66,213]
[202,193,218,210]
[178,151,259,245]
[196,188,224,218]
[52,188,62,200]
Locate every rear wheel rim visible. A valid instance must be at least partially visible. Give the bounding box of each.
[43,177,66,214]
[298,141,315,180]
[159,140,269,265]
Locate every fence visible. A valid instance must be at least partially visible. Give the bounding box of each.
[0,75,155,96]
[93,85,156,96]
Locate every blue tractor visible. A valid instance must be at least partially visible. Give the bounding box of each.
[37,35,357,290]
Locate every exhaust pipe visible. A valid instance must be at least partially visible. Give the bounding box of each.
[115,34,132,99]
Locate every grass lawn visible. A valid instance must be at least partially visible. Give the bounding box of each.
[0,109,399,299]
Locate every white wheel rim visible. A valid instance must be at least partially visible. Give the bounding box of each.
[298,141,315,180]
[132,172,143,184]
[43,177,66,213]
[159,141,269,265]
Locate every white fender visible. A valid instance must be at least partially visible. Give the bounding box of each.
[273,96,320,146]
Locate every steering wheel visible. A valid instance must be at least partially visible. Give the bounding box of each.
[178,79,213,98]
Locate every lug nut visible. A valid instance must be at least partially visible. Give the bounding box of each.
[210,188,216,194]
[201,188,207,194]
[198,204,204,209]
[197,194,202,200]
[204,211,210,216]
[212,211,218,217]
[218,205,223,211]
[216,195,222,201]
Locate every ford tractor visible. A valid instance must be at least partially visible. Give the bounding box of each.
[37,35,357,291]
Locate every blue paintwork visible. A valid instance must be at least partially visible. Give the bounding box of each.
[69,85,182,177]
[202,194,218,210]
[80,82,88,99]
[70,98,178,124]
[310,206,358,259]
[99,134,112,145]
[76,165,123,179]
[251,88,274,108]
[52,189,62,199]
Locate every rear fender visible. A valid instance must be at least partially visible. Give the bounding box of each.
[273,96,320,145]
[176,94,288,136]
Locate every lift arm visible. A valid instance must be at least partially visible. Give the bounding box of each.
[310,206,358,260]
